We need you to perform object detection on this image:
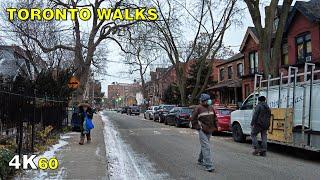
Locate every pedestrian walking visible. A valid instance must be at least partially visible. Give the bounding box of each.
[78,103,94,145]
[251,96,271,156]
[191,93,217,172]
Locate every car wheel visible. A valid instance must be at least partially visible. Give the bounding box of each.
[232,123,245,142]
[164,118,168,125]
[175,119,180,127]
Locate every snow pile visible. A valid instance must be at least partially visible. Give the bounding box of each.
[16,135,69,180]
[101,113,169,180]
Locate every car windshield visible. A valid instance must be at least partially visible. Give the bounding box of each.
[180,108,192,114]
[131,106,139,110]
[217,109,232,115]
[164,106,175,110]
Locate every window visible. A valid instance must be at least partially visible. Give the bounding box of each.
[228,66,233,79]
[282,43,289,65]
[249,51,258,74]
[296,33,312,63]
[237,63,243,77]
[220,68,225,81]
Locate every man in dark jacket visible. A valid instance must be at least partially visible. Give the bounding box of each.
[191,93,217,172]
[251,96,271,156]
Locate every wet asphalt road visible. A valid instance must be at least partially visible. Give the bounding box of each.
[104,111,320,180]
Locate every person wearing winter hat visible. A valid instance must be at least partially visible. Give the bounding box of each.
[191,93,217,172]
[251,96,271,156]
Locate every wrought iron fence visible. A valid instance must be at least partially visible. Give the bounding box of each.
[0,83,68,155]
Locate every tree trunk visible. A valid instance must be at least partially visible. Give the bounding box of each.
[175,63,187,105]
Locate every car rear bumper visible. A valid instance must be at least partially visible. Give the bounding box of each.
[217,122,231,131]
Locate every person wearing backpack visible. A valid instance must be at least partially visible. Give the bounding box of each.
[251,96,271,156]
[78,103,94,145]
[191,93,217,172]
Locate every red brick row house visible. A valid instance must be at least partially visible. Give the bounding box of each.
[240,0,320,100]
[146,58,225,105]
[207,53,244,106]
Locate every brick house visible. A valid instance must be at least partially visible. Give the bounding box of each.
[146,58,224,105]
[207,53,244,106]
[240,0,320,100]
[239,27,261,100]
[280,1,320,75]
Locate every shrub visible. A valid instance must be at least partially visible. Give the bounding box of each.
[0,148,15,179]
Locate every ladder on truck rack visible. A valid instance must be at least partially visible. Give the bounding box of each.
[253,63,317,146]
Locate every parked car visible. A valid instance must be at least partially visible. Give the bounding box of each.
[144,106,159,120]
[213,106,233,133]
[154,104,176,123]
[116,108,122,113]
[127,106,140,115]
[187,105,233,131]
[121,106,129,114]
[164,107,193,127]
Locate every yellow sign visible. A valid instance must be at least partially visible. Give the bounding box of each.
[68,76,80,89]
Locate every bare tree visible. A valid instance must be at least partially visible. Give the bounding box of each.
[244,0,293,77]
[149,0,239,105]
[0,0,71,78]
[121,23,161,100]
[2,0,142,100]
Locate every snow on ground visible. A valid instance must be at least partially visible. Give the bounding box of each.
[101,112,169,180]
[16,134,70,180]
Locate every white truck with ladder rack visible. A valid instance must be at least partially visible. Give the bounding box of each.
[231,63,320,152]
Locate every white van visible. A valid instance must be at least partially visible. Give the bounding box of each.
[231,64,320,151]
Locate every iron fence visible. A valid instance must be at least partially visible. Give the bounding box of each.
[0,84,68,155]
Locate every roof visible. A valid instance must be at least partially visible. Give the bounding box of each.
[207,80,242,90]
[239,27,259,52]
[0,46,27,77]
[286,1,320,32]
[216,53,244,67]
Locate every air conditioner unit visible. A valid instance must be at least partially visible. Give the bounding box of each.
[306,56,312,62]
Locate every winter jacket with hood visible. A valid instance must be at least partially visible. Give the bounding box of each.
[251,102,271,130]
[191,104,217,133]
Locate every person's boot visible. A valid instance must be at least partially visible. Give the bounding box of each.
[259,151,267,157]
[86,134,91,143]
[79,137,85,145]
[252,149,260,156]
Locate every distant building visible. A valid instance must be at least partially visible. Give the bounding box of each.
[107,82,141,107]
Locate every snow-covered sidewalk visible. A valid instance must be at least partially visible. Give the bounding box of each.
[17,114,109,179]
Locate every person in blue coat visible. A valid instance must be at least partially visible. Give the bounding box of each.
[78,103,94,145]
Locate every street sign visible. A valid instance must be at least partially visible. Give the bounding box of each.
[68,76,80,89]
